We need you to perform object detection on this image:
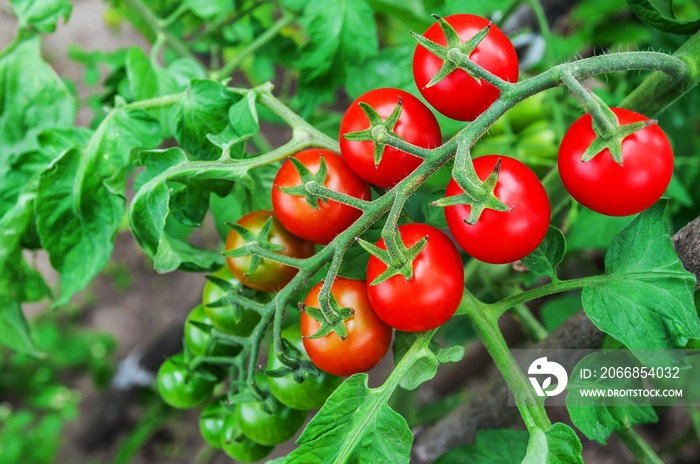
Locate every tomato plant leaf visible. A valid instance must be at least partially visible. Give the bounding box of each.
[183,0,234,19]
[626,0,700,34]
[35,110,161,307]
[567,207,634,251]
[392,332,464,391]
[521,226,566,279]
[10,0,72,34]
[435,428,529,464]
[294,0,378,110]
[0,36,76,163]
[582,201,700,366]
[0,176,45,356]
[130,148,242,272]
[522,423,584,464]
[283,374,413,464]
[169,79,241,160]
[207,91,260,159]
[566,351,658,445]
[126,49,205,128]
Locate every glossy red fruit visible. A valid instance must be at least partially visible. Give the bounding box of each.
[444,155,550,264]
[272,149,371,245]
[339,88,442,188]
[413,14,519,121]
[366,224,464,332]
[558,108,673,216]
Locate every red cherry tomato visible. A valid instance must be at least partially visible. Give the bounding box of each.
[558,108,673,216]
[366,224,464,332]
[271,149,371,245]
[444,155,550,264]
[413,14,519,121]
[225,210,315,293]
[300,278,392,377]
[339,88,442,188]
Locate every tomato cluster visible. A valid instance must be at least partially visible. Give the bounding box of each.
[154,12,675,457]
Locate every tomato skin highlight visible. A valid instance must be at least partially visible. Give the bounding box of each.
[267,324,343,410]
[558,108,674,216]
[225,210,315,293]
[157,353,215,409]
[413,14,519,121]
[272,149,371,245]
[339,88,442,188]
[301,278,393,377]
[366,224,464,332]
[444,155,550,264]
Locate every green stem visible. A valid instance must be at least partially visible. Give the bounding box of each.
[305,182,373,211]
[487,274,605,318]
[616,428,665,464]
[121,0,198,63]
[210,13,295,81]
[510,303,549,342]
[561,70,617,135]
[621,29,700,116]
[462,291,551,431]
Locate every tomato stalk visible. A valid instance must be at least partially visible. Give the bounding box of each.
[461,290,552,432]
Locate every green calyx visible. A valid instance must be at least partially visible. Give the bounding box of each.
[342,98,405,167]
[277,155,329,209]
[356,231,427,285]
[431,143,510,224]
[411,14,491,88]
[299,291,355,341]
[264,337,319,383]
[584,103,657,165]
[222,218,284,275]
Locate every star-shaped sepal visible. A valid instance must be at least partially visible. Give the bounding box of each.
[299,292,355,341]
[276,155,329,209]
[342,97,405,167]
[431,143,511,224]
[411,14,491,88]
[356,231,428,286]
[222,217,285,275]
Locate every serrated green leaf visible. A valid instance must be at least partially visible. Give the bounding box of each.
[130,148,246,272]
[207,91,260,159]
[284,374,413,464]
[521,226,566,279]
[567,207,634,251]
[170,79,240,160]
[566,351,658,444]
[295,0,378,110]
[522,423,583,464]
[0,36,76,163]
[10,0,72,33]
[582,201,700,367]
[626,0,700,34]
[35,110,160,307]
[435,428,529,464]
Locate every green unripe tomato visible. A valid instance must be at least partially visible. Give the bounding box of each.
[202,266,262,336]
[220,414,274,462]
[184,304,241,358]
[157,353,215,409]
[235,395,307,446]
[199,398,229,449]
[267,324,343,410]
